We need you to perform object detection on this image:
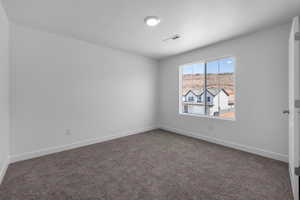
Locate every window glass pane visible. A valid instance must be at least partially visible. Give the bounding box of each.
[181,63,205,115]
[206,60,219,116]
[180,57,235,120]
[218,57,235,119]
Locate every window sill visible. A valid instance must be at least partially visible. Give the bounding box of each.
[179,112,236,121]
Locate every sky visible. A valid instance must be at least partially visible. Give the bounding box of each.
[182,57,234,74]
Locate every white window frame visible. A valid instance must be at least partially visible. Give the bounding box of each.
[178,55,236,121]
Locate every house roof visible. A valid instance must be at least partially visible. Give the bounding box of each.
[184,88,229,97]
[185,88,204,96]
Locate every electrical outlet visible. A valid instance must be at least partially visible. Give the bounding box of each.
[65,129,71,135]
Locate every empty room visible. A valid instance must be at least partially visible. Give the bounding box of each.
[0,0,300,199]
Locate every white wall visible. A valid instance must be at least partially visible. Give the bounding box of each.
[8,20,292,163]
[10,23,158,161]
[0,0,10,183]
[158,23,290,161]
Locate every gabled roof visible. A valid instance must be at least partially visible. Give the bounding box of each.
[184,88,229,97]
[206,88,230,96]
[185,89,204,96]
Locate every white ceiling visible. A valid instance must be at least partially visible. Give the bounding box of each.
[2,0,300,59]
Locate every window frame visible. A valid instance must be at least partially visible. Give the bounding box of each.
[178,55,236,121]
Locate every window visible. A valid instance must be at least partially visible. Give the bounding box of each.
[188,96,194,102]
[197,96,201,102]
[179,57,235,120]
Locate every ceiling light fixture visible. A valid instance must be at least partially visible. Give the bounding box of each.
[144,16,161,27]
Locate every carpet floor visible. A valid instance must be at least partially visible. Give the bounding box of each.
[0,129,293,200]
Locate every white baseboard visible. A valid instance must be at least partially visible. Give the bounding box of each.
[0,156,9,185]
[159,125,288,162]
[10,126,157,163]
[9,125,288,164]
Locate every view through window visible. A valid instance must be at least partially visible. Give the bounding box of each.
[180,57,235,120]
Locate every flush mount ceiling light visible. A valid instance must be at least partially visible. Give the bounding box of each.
[144,16,161,27]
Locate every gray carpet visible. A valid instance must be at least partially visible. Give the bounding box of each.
[0,129,293,200]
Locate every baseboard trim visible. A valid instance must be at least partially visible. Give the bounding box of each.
[0,156,9,184]
[10,126,157,163]
[159,125,288,162]
[9,125,288,163]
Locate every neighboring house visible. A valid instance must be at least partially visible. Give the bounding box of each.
[184,90,199,103]
[183,88,230,115]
